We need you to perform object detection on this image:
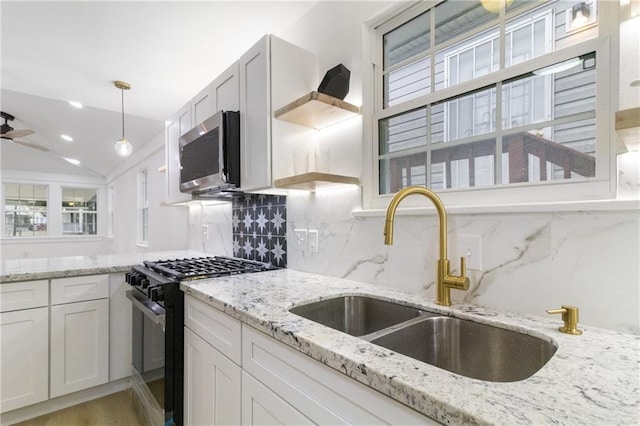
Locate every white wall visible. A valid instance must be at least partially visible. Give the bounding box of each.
[277,0,640,334]
[107,131,189,254]
[186,201,233,256]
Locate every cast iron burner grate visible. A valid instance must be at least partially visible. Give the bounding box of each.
[142,256,273,281]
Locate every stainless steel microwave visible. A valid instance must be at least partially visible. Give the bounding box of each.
[179,110,240,194]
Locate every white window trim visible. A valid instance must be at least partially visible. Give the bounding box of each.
[361,0,619,212]
[61,186,99,236]
[107,185,115,239]
[1,177,105,240]
[137,169,149,247]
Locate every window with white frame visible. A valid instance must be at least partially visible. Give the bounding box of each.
[3,183,48,237]
[138,170,149,245]
[62,187,98,235]
[107,185,114,238]
[372,0,610,206]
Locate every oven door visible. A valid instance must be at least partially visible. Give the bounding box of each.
[127,290,166,425]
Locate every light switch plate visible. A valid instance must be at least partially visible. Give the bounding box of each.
[294,229,308,251]
[308,230,319,253]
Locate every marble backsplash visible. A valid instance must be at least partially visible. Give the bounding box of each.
[285,187,640,335]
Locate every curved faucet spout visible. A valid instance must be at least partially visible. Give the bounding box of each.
[384,186,469,306]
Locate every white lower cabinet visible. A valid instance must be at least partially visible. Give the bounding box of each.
[0,307,49,412]
[242,325,435,425]
[49,298,109,398]
[183,294,437,426]
[241,370,313,425]
[184,327,241,425]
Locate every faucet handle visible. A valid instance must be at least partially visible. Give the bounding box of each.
[460,256,466,277]
[546,305,583,335]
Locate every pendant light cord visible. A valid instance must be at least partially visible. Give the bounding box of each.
[121,88,125,139]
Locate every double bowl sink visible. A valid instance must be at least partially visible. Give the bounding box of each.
[289,296,557,382]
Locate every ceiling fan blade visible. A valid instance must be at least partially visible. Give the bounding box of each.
[10,139,50,152]
[2,129,35,139]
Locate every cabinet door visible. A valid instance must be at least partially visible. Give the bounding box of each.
[178,103,193,136]
[0,307,48,413]
[165,104,193,204]
[50,299,109,398]
[184,327,241,426]
[213,61,240,112]
[239,35,272,192]
[192,83,214,126]
[241,371,313,426]
[243,325,435,425]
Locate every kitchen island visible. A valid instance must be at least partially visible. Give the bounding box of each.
[181,268,640,425]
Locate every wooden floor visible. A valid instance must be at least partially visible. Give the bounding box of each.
[13,390,143,426]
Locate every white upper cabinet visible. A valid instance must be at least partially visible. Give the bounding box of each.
[165,103,193,204]
[212,61,240,112]
[239,35,318,192]
[193,61,240,127]
[192,84,214,126]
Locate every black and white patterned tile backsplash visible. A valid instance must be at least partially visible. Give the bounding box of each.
[232,194,287,268]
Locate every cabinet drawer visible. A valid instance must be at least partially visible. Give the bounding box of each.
[0,280,48,312]
[242,325,435,425]
[185,295,242,365]
[51,274,109,305]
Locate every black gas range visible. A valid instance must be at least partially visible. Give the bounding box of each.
[127,256,273,305]
[125,255,275,426]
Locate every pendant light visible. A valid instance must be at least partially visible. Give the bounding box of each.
[114,80,133,157]
[481,0,514,14]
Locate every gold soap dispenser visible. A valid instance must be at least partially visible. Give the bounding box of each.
[546,305,583,335]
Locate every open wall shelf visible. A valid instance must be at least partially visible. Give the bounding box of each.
[274,91,360,130]
[274,172,360,191]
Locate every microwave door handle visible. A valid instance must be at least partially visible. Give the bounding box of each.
[219,114,228,183]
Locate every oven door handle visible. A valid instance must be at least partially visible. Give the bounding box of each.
[126,290,166,327]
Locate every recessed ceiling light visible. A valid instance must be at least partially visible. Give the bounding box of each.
[68,101,83,109]
[63,157,80,166]
[61,134,73,142]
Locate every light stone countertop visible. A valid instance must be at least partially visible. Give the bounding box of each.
[181,268,640,425]
[0,251,209,283]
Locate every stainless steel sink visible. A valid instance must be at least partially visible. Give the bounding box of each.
[289,296,429,337]
[371,316,557,382]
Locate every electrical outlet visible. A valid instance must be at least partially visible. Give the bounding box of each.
[308,230,319,253]
[456,235,482,271]
[202,224,209,240]
[294,229,308,252]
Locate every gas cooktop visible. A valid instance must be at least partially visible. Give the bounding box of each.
[142,255,275,282]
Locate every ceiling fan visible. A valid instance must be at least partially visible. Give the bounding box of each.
[1,111,48,151]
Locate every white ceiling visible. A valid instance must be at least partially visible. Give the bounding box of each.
[1,0,319,178]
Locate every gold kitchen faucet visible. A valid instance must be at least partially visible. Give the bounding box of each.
[384,186,470,306]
